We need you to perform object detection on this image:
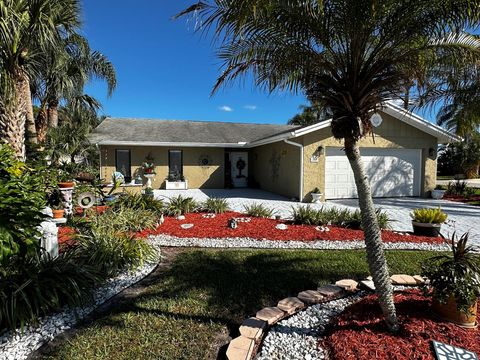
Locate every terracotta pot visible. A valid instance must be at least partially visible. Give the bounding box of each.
[58,181,75,188]
[52,209,65,219]
[412,221,442,237]
[432,296,477,328]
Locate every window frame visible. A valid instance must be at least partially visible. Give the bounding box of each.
[115,149,132,181]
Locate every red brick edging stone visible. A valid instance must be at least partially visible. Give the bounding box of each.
[225,274,426,360]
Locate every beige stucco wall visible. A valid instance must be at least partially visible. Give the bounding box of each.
[250,141,301,199]
[99,145,224,189]
[298,110,437,201]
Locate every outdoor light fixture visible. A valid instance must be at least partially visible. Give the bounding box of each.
[429,147,438,160]
[317,145,325,155]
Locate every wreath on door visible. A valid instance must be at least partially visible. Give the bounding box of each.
[236,158,246,178]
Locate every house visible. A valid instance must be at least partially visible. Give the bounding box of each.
[89,102,458,201]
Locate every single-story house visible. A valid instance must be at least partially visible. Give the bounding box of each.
[89,102,458,201]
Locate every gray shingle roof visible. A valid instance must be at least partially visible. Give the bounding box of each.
[89,118,300,145]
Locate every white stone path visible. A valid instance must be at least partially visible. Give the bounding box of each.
[154,188,480,246]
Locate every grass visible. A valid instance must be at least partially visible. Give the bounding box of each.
[39,248,442,360]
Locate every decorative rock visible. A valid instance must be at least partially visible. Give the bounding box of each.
[317,285,344,299]
[360,280,376,292]
[315,226,330,232]
[255,307,285,325]
[226,336,255,360]
[277,297,305,315]
[239,318,267,340]
[202,213,216,219]
[180,223,194,229]
[297,290,324,304]
[413,275,426,284]
[390,274,417,286]
[335,279,358,291]
[176,215,186,221]
[275,224,288,230]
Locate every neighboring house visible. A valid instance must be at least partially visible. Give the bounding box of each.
[89,102,458,201]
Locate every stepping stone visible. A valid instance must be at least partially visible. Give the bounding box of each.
[239,318,267,340]
[176,215,186,220]
[413,275,426,284]
[277,297,305,315]
[317,285,344,298]
[275,224,288,230]
[297,290,324,304]
[360,280,376,292]
[390,274,417,286]
[180,223,194,229]
[255,307,285,325]
[226,336,255,360]
[335,279,358,291]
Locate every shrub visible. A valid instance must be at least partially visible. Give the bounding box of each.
[165,195,198,216]
[202,198,229,214]
[410,207,448,224]
[243,203,275,218]
[291,206,390,229]
[113,192,164,216]
[94,208,159,233]
[0,145,46,263]
[422,232,480,314]
[0,250,100,331]
[446,180,476,197]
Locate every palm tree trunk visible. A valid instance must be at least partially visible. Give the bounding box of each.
[0,71,28,159]
[47,99,59,128]
[35,102,49,143]
[344,136,399,332]
[23,73,37,145]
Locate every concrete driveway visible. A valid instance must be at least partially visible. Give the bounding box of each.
[154,189,479,246]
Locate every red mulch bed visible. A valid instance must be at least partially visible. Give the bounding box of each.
[138,211,443,244]
[321,290,480,360]
[444,194,480,205]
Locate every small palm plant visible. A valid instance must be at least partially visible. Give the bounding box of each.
[422,232,480,327]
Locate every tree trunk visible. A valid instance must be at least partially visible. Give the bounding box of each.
[23,73,37,145]
[47,99,59,128]
[344,136,399,332]
[35,103,49,143]
[0,70,28,159]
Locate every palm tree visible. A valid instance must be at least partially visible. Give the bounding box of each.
[178,0,480,332]
[0,0,81,158]
[33,34,116,143]
[288,103,332,126]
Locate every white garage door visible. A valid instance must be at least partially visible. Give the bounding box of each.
[325,148,422,199]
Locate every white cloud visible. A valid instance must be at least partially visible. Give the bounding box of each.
[244,105,257,110]
[218,105,233,112]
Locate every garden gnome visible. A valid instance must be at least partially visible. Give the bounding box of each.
[228,218,238,229]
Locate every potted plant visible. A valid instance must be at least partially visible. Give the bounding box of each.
[431,185,447,199]
[311,187,322,203]
[410,207,447,237]
[47,189,64,218]
[422,232,479,328]
[57,171,75,188]
[143,154,156,175]
[51,203,65,219]
[165,171,188,190]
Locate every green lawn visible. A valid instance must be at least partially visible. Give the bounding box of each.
[39,248,440,360]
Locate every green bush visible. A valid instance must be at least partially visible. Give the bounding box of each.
[291,206,390,229]
[94,207,159,233]
[243,203,275,218]
[113,192,164,216]
[0,250,100,331]
[446,180,476,196]
[165,195,198,216]
[0,145,46,263]
[202,198,229,214]
[410,207,448,224]
[422,232,480,314]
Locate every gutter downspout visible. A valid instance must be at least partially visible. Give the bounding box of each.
[284,139,304,202]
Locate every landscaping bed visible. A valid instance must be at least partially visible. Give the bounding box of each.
[321,289,480,360]
[139,212,444,244]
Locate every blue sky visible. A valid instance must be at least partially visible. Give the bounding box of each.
[82,0,439,124]
[82,0,306,124]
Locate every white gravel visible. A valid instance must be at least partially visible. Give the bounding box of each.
[256,294,364,360]
[0,249,161,360]
[150,234,450,251]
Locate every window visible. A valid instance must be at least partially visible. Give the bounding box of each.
[115,149,131,182]
[168,150,183,180]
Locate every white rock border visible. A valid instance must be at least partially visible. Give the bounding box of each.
[0,245,161,360]
[150,234,450,251]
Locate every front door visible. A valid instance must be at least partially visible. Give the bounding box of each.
[230,152,248,187]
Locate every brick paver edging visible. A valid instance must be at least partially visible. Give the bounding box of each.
[226,274,426,360]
